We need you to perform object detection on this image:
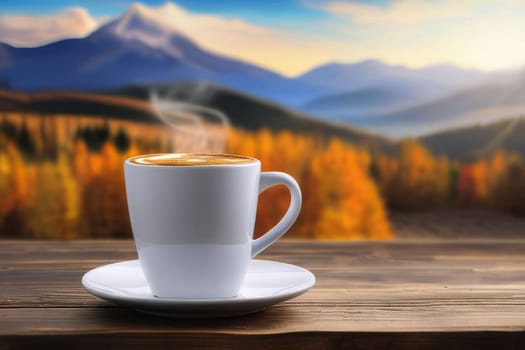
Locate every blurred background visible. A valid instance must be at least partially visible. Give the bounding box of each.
[1,0,525,240]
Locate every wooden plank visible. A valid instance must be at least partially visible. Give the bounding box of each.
[1,303,525,334]
[3,241,525,305]
[1,240,525,349]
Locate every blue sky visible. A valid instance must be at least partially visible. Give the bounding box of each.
[0,1,524,75]
[1,0,333,21]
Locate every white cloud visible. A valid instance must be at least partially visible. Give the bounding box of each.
[311,0,525,27]
[308,0,525,71]
[0,7,98,47]
[314,0,475,25]
[121,2,343,76]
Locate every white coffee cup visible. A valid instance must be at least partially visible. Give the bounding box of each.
[124,153,302,299]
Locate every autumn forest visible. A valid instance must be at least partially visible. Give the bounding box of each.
[1,112,525,240]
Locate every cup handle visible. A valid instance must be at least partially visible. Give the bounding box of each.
[251,172,302,257]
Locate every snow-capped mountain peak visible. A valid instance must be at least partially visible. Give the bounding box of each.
[104,2,195,59]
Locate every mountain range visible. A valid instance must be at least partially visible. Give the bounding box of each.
[298,60,492,116]
[299,60,490,89]
[353,71,525,137]
[5,83,525,161]
[0,3,328,106]
[298,61,523,136]
[0,2,523,138]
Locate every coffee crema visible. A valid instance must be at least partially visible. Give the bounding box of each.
[129,153,257,166]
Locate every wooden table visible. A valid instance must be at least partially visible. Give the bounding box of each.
[1,240,525,349]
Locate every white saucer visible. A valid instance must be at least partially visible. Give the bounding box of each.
[82,259,315,318]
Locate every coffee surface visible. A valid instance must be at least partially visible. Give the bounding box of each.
[129,153,257,166]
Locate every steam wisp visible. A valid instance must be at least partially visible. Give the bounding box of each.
[151,89,230,153]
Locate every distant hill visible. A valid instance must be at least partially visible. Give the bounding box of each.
[110,81,392,147]
[297,60,410,90]
[350,71,525,137]
[419,117,525,161]
[300,81,433,119]
[296,60,504,129]
[0,83,392,149]
[7,85,525,162]
[0,89,154,123]
[297,60,489,99]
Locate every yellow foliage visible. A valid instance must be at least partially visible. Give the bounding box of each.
[73,140,90,182]
[57,151,79,224]
[6,114,525,240]
[375,140,450,210]
[228,130,392,239]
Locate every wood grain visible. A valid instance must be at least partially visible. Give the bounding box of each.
[1,240,525,349]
